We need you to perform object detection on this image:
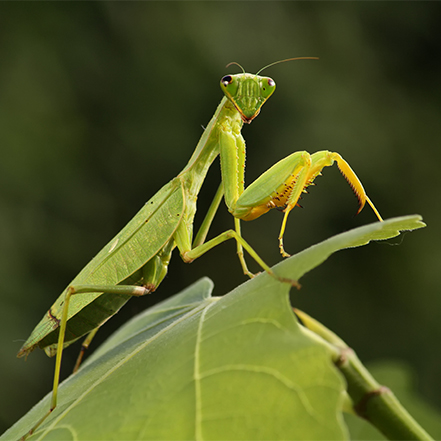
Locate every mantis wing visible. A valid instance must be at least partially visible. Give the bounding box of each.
[19,178,185,356]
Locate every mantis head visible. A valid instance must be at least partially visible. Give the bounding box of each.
[220,57,319,124]
[220,72,276,123]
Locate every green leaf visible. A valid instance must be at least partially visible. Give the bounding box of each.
[8,279,347,441]
[4,216,425,441]
[274,215,425,282]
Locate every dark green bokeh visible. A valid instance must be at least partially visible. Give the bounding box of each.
[1,2,440,434]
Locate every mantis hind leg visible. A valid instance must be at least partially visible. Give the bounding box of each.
[72,327,100,373]
[71,245,175,373]
[20,283,156,440]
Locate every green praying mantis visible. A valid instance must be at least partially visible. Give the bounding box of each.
[17,58,383,439]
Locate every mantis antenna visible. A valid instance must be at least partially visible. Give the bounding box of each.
[256,57,319,75]
[225,61,246,73]
[225,58,318,75]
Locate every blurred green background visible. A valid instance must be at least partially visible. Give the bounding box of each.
[1,2,440,435]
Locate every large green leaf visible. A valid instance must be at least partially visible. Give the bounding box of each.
[273,215,425,281]
[3,216,425,441]
[7,279,346,441]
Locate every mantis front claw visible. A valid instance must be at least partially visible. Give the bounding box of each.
[230,150,383,258]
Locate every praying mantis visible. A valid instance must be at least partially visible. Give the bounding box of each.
[17,58,383,439]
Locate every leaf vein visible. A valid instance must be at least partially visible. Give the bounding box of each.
[198,364,321,423]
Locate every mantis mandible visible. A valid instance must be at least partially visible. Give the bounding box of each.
[17,58,383,439]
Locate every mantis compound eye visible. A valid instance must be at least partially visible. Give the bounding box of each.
[260,76,276,99]
[221,75,233,86]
